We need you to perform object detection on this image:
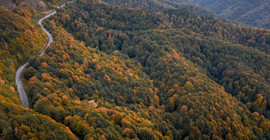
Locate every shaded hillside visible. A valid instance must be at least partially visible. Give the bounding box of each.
[101,0,213,17]
[188,0,270,29]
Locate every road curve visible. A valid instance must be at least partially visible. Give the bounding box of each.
[16,0,75,108]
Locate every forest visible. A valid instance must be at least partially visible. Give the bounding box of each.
[0,2,77,139]
[0,0,270,139]
[188,0,270,29]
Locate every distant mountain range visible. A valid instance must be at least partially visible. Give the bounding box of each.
[188,0,270,29]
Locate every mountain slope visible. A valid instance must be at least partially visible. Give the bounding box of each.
[101,0,213,16]
[1,0,270,139]
[0,0,70,10]
[19,0,270,139]
[0,2,77,139]
[62,0,270,119]
[188,0,270,29]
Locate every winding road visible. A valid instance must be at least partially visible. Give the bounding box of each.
[16,0,75,108]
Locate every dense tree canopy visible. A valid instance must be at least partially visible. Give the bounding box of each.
[1,0,270,139]
[20,0,270,139]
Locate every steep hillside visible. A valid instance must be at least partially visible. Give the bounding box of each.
[0,3,47,103]
[68,0,270,116]
[101,0,213,16]
[0,3,77,139]
[1,0,270,139]
[188,0,270,29]
[0,0,69,10]
[19,0,270,139]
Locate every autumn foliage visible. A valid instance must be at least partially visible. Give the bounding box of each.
[1,0,270,139]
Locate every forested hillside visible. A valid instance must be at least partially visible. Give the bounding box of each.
[0,2,47,104]
[1,0,270,139]
[0,0,69,10]
[0,3,77,139]
[21,0,270,139]
[188,0,270,29]
[57,0,270,118]
[102,0,213,16]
